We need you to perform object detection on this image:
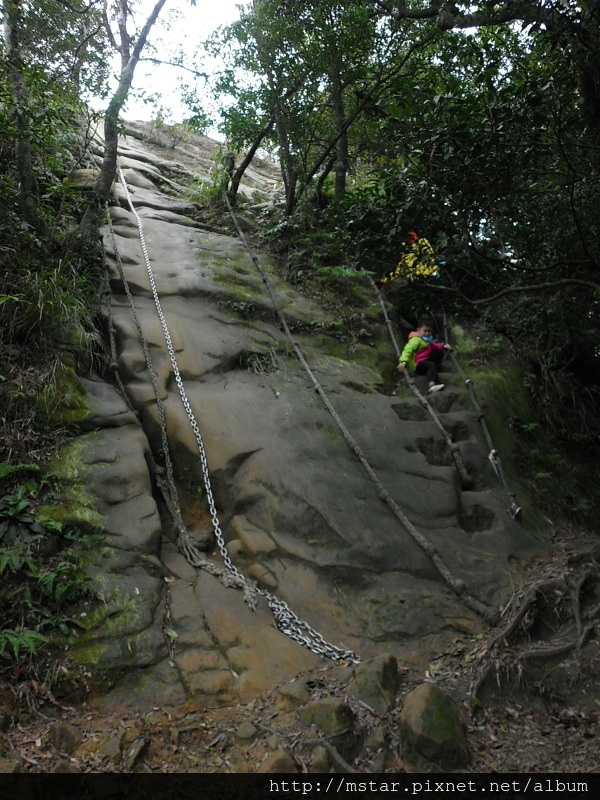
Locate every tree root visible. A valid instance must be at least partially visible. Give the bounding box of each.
[471,563,600,706]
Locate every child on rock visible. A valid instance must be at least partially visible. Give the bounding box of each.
[396,318,452,395]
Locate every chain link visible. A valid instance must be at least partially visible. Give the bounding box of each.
[115,168,359,663]
[106,208,256,603]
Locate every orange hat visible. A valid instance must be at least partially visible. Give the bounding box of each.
[405,231,418,242]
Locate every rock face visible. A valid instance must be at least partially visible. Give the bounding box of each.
[57,121,546,710]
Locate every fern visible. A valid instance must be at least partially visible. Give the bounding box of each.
[0,628,48,659]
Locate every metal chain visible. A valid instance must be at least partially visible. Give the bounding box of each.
[223,192,499,626]
[101,235,249,659]
[105,208,258,606]
[115,168,359,662]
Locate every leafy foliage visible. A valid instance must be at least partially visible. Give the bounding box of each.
[0,479,95,667]
[236,15,600,451]
[209,0,424,211]
[0,628,48,660]
[0,484,46,545]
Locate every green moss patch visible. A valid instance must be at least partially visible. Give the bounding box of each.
[42,438,105,533]
[36,354,91,427]
[448,322,552,534]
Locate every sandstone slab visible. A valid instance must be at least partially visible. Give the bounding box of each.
[66,123,547,710]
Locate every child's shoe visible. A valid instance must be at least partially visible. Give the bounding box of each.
[427,383,445,395]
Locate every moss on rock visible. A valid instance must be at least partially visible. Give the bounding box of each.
[448,322,549,535]
[348,654,400,714]
[399,683,470,769]
[41,437,105,533]
[67,641,110,668]
[36,354,91,427]
[297,698,364,761]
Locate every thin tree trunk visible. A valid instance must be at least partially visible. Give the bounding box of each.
[229,119,274,203]
[78,0,168,241]
[316,154,336,208]
[292,35,437,211]
[270,88,297,215]
[96,0,167,203]
[330,67,348,200]
[250,2,299,215]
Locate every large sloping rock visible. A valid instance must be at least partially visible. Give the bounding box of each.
[60,123,546,709]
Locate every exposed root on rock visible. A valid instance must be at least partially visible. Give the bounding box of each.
[471,556,600,707]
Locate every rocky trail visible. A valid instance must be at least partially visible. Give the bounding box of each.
[1,121,599,774]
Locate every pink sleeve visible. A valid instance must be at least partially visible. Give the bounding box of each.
[432,341,445,351]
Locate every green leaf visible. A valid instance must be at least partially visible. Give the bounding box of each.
[0,628,48,659]
[36,515,63,533]
[0,463,39,479]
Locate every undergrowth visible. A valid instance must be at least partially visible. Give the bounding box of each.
[0,472,97,693]
[0,92,105,704]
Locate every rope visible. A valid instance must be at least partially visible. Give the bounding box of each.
[223,193,499,626]
[439,309,522,520]
[369,277,473,489]
[112,168,359,663]
[370,276,403,360]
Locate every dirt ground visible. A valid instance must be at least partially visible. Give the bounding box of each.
[1,523,598,774]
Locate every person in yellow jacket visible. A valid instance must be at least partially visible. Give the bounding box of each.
[375,231,441,286]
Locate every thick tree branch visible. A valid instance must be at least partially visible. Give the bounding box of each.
[381,1,559,32]
[466,245,597,273]
[101,0,118,51]
[229,118,275,201]
[71,22,103,80]
[78,0,168,241]
[431,278,599,306]
[118,0,130,68]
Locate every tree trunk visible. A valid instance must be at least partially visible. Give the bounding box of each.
[294,102,364,209]
[229,119,275,203]
[578,8,600,136]
[330,67,348,200]
[77,0,168,242]
[269,87,297,215]
[316,154,336,208]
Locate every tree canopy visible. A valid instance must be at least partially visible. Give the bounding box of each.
[0,0,599,448]
[0,0,186,351]
[207,0,600,447]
